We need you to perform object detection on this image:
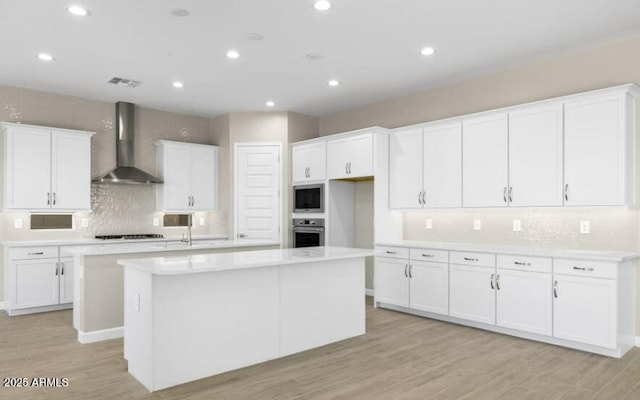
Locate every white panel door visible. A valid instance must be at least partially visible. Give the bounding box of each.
[423,122,462,208]
[564,94,628,206]
[496,269,552,336]
[389,127,423,209]
[162,145,192,210]
[348,133,373,177]
[5,127,51,209]
[553,275,617,349]
[292,141,326,183]
[327,136,351,179]
[190,146,218,210]
[59,257,74,304]
[409,260,448,315]
[374,257,409,307]
[449,264,496,324]
[13,259,60,309]
[235,145,280,241]
[462,114,509,207]
[51,132,92,210]
[508,104,563,207]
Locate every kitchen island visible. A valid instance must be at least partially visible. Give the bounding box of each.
[65,239,280,343]
[119,246,372,392]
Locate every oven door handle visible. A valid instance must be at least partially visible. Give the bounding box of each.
[292,228,325,233]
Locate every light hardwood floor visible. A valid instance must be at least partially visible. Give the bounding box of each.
[2,297,640,400]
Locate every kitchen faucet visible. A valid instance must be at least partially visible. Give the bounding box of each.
[181,213,193,246]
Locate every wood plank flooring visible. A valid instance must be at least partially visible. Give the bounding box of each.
[2,297,640,400]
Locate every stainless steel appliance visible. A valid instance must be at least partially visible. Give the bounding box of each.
[293,184,324,213]
[291,219,325,248]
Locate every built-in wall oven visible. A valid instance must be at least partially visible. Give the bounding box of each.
[293,184,324,213]
[291,218,325,248]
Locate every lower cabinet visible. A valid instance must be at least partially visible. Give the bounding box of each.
[59,256,75,304]
[449,264,496,324]
[373,256,409,307]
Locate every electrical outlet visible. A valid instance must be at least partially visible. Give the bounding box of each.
[14,218,22,229]
[199,217,206,226]
[425,219,433,229]
[153,218,160,227]
[81,218,89,228]
[513,220,522,232]
[580,220,590,234]
[473,219,481,231]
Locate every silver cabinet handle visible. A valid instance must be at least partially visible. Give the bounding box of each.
[385,250,397,255]
[404,264,408,278]
[345,163,349,174]
[408,264,413,278]
[514,261,531,266]
[418,191,423,205]
[573,266,594,272]
[192,196,195,207]
[47,192,51,206]
[53,192,56,206]
[490,273,495,289]
[463,257,478,262]
[553,280,558,298]
[55,262,59,276]
[496,274,500,290]
[422,254,434,258]
[60,261,65,275]
[28,252,44,256]
[307,167,311,178]
[421,191,426,205]
[503,187,507,203]
[348,162,352,174]
[508,187,512,203]
[564,184,569,201]
[238,233,247,238]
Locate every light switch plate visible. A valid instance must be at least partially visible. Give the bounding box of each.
[199,217,206,226]
[14,218,22,229]
[580,220,590,234]
[425,219,433,229]
[153,218,159,227]
[473,219,481,231]
[513,220,522,232]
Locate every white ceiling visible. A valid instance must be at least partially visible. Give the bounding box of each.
[1,0,640,118]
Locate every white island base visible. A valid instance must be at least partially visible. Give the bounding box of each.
[120,247,370,392]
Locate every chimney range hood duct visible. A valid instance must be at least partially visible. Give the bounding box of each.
[92,102,163,184]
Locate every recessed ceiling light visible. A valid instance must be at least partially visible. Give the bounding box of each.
[67,5,90,16]
[328,79,340,87]
[313,0,332,11]
[305,53,323,61]
[226,50,240,59]
[37,53,55,61]
[172,81,184,89]
[247,33,264,41]
[420,47,436,56]
[171,8,189,17]
[265,101,275,107]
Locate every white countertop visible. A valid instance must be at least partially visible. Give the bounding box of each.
[63,238,280,256]
[375,240,639,262]
[118,246,374,275]
[2,235,228,247]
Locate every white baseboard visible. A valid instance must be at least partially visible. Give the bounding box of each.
[78,327,124,344]
[635,336,640,347]
[365,288,374,297]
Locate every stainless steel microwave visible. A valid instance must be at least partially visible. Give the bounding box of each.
[293,184,324,213]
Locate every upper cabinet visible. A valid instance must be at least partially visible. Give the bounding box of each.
[292,141,326,183]
[327,132,373,179]
[390,123,462,209]
[156,140,218,211]
[563,92,634,206]
[2,123,94,211]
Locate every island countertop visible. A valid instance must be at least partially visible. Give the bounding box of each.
[118,246,374,275]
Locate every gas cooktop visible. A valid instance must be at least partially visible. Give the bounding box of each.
[94,234,164,240]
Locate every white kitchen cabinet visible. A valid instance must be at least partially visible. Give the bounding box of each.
[389,123,461,209]
[374,256,409,307]
[292,141,326,183]
[508,103,564,206]
[496,269,552,336]
[564,92,634,206]
[409,260,449,315]
[13,259,60,309]
[449,263,496,324]
[462,113,509,207]
[2,123,94,210]
[156,140,218,211]
[327,133,373,179]
[59,257,75,304]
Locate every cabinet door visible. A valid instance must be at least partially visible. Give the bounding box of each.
[409,260,448,315]
[327,136,352,179]
[553,275,616,349]
[508,104,563,206]
[564,94,629,206]
[4,127,51,209]
[161,145,192,210]
[449,264,496,324]
[59,257,74,304]
[292,142,326,183]
[190,147,217,210]
[13,259,60,309]
[51,132,92,210]
[496,269,552,336]
[348,133,373,177]
[374,257,409,307]
[423,122,462,208]
[462,114,509,207]
[389,128,423,208]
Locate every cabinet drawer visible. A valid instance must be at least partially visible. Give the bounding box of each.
[497,255,552,273]
[410,248,448,263]
[450,251,495,267]
[554,259,617,279]
[375,246,409,259]
[9,246,59,260]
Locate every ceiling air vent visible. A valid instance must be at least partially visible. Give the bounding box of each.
[107,77,142,88]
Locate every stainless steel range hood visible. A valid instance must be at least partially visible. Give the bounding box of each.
[93,102,163,184]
